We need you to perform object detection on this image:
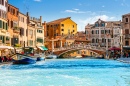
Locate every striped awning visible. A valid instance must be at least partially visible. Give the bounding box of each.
[38,46,48,51]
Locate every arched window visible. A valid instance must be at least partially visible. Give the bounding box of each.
[92,39,95,43]
[92,30,94,34]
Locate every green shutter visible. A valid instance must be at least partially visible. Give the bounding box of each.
[0,20,2,28]
[3,22,4,29]
[4,22,6,29]
[6,23,8,30]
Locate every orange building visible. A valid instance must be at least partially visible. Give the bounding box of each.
[7,4,19,46]
[45,17,77,50]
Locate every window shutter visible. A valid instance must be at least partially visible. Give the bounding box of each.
[0,20,2,28]
[6,23,8,30]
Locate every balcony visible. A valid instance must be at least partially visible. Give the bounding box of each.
[13,27,20,33]
[125,34,130,39]
[1,29,6,33]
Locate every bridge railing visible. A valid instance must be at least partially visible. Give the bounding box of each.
[53,44,106,52]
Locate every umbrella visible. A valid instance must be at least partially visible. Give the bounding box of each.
[108,46,121,51]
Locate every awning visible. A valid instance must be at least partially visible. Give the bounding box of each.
[0,46,14,49]
[38,46,48,51]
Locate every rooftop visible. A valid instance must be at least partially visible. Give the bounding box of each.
[47,17,71,24]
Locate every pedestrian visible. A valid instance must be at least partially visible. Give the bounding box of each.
[126,53,129,58]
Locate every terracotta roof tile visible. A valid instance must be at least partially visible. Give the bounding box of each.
[47,17,71,24]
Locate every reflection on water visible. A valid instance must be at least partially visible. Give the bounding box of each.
[0,59,130,86]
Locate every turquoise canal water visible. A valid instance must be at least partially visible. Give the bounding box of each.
[0,59,130,86]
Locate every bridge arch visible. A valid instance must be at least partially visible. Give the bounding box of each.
[54,48,104,58]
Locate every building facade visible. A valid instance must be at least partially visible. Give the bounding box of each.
[45,17,77,50]
[122,13,130,46]
[0,0,9,45]
[26,12,44,47]
[18,12,27,47]
[7,4,19,46]
[85,19,121,50]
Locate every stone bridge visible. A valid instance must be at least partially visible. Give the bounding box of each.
[52,44,106,58]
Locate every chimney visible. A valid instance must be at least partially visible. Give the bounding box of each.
[26,12,29,16]
[26,12,30,24]
[40,16,42,26]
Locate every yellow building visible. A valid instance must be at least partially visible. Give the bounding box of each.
[45,17,77,50]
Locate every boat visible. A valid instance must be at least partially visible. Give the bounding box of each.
[13,58,36,64]
[34,53,45,61]
[13,53,36,64]
[81,54,88,58]
[46,54,57,59]
[36,57,45,61]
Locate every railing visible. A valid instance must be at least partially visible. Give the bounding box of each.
[13,27,20,33]
[125,34,130,39]
[53,44,105,52]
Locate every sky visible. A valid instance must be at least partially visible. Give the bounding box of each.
[9,0,130,31]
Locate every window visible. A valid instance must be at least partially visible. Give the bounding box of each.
[73,30,75,32]
[0,35,5,43]
[101,30,104,34]
[29,30,33,35]
[92,30,94,34]
[0,10,1,17]
[73,25,74,28]
[0,0,1,4]
[101,23,105,27]
[37,38,43,43]
[61,24,64,27]
[96,30,99,34]
[62,33,64,36]
[125,29,129,34]
[92,39,95,43]
[95,23,98,27]
[102,38,105,42]
[61,29,64,31]
[125,41,129,46]
[13,9,15,15]
[108,39,111,42]
[8,6,10,12]
[2,0,4,5]
[126,18,128,22]
[6,37,10,41]
[29,40,33,46]
[0,20,2,28]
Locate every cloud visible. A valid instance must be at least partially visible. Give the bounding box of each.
[34,0,41,2]
[79,15,116,25]
[121,0,129,7]
[102,5,105,8]
[77,15,116,31]
[64,9,86,14]
[74,9,79,11]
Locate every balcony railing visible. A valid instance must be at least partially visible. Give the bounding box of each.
[13,27,20,33]
[125,34,130,39]
[1,29,6,33]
